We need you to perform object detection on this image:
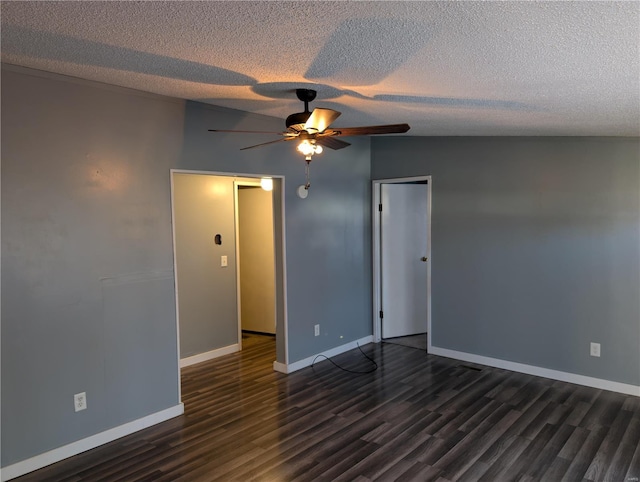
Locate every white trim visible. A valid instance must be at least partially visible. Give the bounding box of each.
[0,404,184,482]
[179,344,240,368]
[233,181,243,347]
[273,336,373,374]
[372,176,432,345]
[233,179,278,344]
[273,361,288,373]
[430,346,640,397]
[169,171,182,401]
[278,178,290,366]
[426,178,433,352]
[371,182,382,343]
[375,175,433,183]
[171,168,281,178]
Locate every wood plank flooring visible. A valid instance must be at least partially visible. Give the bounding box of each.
[14,334,640,481]
[383,334,427,351]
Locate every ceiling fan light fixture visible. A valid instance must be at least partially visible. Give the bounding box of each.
[297,139,322,157]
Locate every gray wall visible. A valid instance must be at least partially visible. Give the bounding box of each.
[372,136,640,386]
[1,65,373,467]
[1,67,182,466]
[173,174,248,357]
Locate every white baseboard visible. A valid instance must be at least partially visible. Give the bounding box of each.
[180,344,239,368]
[273,361,288,373]
[273,336,373,374]
[0,403,184,482]
[430,346,640,397]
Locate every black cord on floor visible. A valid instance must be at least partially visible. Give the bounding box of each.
[311,343,378,374]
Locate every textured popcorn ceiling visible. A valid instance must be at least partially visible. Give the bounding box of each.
[1,1,639,136]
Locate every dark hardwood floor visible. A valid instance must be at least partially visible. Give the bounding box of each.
[15,333,640,481]
[383,333,428,351]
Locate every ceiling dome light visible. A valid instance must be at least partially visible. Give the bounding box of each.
[260,177,273,191]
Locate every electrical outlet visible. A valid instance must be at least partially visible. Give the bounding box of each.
[74,392,87,412]
[314,324,320,337]
[590,342,601,357]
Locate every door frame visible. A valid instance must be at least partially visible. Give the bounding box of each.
[234,180,277,342]
[170,169,288,398]
[372,176,432,350]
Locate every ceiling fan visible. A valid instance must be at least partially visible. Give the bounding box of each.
[209,88,409,195]
[209,88,410,158]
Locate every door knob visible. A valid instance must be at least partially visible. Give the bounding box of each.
[421,257,428,262]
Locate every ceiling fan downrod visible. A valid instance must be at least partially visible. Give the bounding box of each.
[296,88,317,109]
[304,158,311,189]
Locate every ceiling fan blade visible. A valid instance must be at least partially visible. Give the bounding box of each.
[239,138,293,151]
[323,124,410,137]
[316,137,351,150]
[304,108,341,133]
[209,129,284,134]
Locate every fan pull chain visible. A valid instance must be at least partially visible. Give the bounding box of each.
[305,159,311,189]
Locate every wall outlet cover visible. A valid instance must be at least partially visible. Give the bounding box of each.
[590,342,601,357]
[74,392,87,412]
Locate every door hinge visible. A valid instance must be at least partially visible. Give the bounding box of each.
[379,310,383,319]
[378,204,382,212]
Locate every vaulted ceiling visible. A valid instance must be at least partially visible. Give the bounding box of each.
[2,1,639,136]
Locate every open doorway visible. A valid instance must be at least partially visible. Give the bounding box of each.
[235,182,276,349]
[372,176,432,352]
[171,170,287,379]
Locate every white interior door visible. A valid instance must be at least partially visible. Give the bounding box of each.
[381,182,429,339]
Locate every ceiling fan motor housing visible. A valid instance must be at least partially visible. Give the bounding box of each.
[295,88,317,103]
[285,111,312,131]
[286,89,317,131]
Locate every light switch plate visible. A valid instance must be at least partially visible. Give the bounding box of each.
[221,255,228,267]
